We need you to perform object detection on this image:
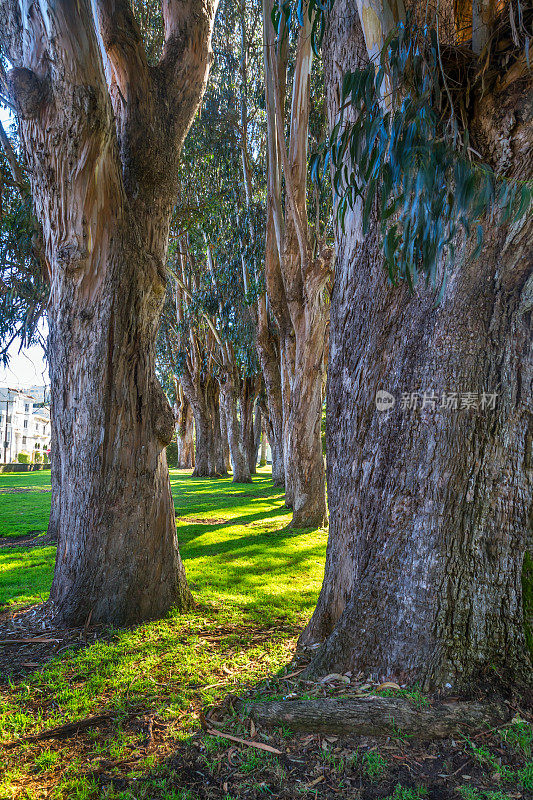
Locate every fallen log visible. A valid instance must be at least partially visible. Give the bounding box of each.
[238,696,510,739]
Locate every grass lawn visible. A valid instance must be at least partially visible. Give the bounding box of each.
[0,468,328,799]
[1,471,531,800]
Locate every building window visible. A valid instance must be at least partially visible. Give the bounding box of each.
[24,404,29,413]
[22,436,27,445]
[6,415,11,423]
[23,420,28,429]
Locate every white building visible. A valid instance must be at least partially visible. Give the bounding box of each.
[0,387,51,463]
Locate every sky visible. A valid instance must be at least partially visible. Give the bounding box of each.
[0,104,49,390]
[0,334,49,389]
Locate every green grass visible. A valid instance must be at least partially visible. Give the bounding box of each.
[0,467,328,799]
[0,469,326,613]
[0,470,52,538]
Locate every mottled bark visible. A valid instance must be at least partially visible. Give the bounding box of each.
[220,376,252,484]
[0,0,217,625]
[175,388,195,469]
[302,0,533,691]
[219,399,232,474]
[263,0,329,526]
[186,377,227,478]
[252,402,262,472]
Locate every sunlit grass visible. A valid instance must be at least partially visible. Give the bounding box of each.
[0,467,328,799]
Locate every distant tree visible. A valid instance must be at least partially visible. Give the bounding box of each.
[0,0,218,626]
[263,0,332,527]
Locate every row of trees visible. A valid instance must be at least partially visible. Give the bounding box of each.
[0,0,531,693]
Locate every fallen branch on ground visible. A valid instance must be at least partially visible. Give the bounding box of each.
[1,713,113,749]
[237,697,510,739]
[205,727,282,753]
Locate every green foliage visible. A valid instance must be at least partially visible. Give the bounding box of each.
[165,441,180,469]
[17,451,30,464]
[32,450,42,463]
[0,126,47,362]
[272,0,335,56]
[311,20,533,293]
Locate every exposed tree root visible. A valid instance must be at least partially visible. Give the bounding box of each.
[238,697,511,739]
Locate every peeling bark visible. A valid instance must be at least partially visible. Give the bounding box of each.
[263,0,330,526]
[0,0,217,625]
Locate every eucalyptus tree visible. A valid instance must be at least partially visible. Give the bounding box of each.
[0,0,219,625]
[263,1,332,527]
[160,233,229,478]
[301,0,533,690]
[158,2,266,483]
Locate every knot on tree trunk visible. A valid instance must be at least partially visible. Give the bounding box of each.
[7,67,48,119]
[151,381,175,447]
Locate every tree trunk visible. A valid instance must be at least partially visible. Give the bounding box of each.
[0,0,216,626]
[301,0,533,691]
[241,375,260,475]
[219,399,232,473]
[262,1,329,526]
[286,313,328,528]
[220,379,252,483]
[260,418,267,466]
[176,391,195,469]
[191,379,227,478]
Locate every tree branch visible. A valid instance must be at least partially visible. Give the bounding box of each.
[92,0,151,109]
[159,0,219,119]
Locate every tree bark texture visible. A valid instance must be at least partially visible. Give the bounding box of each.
[263,0,329,526]
[241,697,510,739]
[220,375,252,483]
[184,376,227,478]
[175,388,195,469]
[0,0,217,625]
[302,0,533,691]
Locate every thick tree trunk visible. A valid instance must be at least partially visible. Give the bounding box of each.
[191,379,227,478]
[220,380,252,483]
[302,0,533,691]
[47,233,191,624]
[263,3,329,525]
[175,390,195,469]
[0,0,216,626]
